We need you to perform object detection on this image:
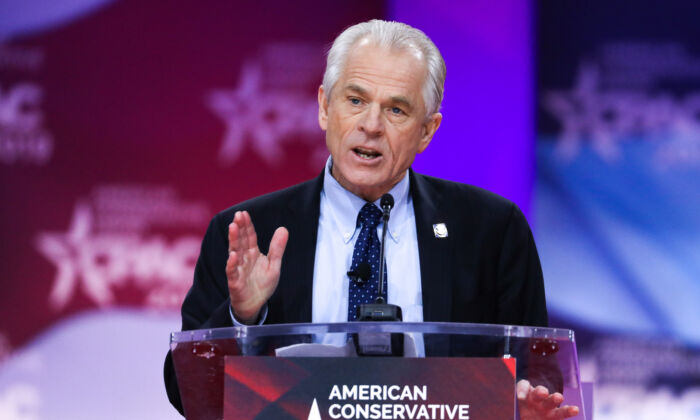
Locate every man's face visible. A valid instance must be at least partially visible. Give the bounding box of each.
[318,40,442,201]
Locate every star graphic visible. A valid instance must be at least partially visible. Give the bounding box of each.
[206,61,325,166]
[35,203,114,309]
[542,62,623,162]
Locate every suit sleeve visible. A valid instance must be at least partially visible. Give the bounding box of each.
[495,205,564,392]
[495,204,548,327]
[164,213,234,415]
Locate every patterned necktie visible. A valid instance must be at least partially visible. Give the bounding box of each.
[348,202,387,321]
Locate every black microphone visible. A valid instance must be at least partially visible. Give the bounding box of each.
[354,193,403,357]
[356,193,402,322]
[376,193,394,303]
[380,193,394,214]
[347,262,371,285]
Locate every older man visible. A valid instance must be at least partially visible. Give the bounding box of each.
[165,20,578,419]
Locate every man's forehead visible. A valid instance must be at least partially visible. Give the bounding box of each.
[338,43,426,99]
[344,47,424,85]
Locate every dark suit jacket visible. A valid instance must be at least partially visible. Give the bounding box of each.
[164,169,548,414]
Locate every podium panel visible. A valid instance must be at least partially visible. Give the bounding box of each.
[223,357,514,419]
[170,322,586,419]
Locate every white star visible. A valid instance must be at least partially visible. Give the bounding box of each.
[35,203,114,309]
[206,61,325,166]
[542,62,621,162]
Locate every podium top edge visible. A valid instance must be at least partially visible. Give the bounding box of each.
[170,321,575,344]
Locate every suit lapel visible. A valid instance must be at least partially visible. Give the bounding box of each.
[410,170,453,322]
[280,171,324,323]
[279,169,453,323]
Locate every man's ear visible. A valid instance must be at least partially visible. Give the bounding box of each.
[418,112,442,153]
[318,85,329,131]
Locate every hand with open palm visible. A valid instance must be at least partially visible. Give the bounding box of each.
[225,210,288,324]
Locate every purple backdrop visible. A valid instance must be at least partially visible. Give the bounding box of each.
[0,2,538,419]
[391,1,534,217]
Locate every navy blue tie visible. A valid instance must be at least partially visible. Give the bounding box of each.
[348,202,387,321]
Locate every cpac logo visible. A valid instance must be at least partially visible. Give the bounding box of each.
[207,61,327,167]
[0,82,53,164]
[36,203,200,310]
[542,63,700,164]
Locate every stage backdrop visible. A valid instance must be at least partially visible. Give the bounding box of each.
[4,1,700,420]
[0,1,535,419]
[536,1,700,419]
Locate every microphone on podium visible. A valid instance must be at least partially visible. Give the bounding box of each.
[356,193,402,322]
[354,194,404,357]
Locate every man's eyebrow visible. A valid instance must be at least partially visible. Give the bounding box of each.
[344,84,414,110]
[345,84,367,95]
[390,95,413,110]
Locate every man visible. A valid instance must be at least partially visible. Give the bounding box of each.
[165,20,578,419]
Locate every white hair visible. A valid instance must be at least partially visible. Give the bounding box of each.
[322,19,446,116]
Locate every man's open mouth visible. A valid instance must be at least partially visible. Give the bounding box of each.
[353,147,381,160]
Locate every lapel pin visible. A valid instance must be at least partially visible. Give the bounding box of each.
[433,223,448,238]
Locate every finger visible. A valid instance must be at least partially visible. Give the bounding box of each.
[564,405,580,418]
[242,211,259,251]
[267,227,289,273]
[540,392,563,411]
[228,214,240,253]
[516,379,532,400]
[547,392,565,406]
[550,405,579,419]
[230,211,243,252]
[226,250,240,284]
[234,211,247,252]
[529,385,550,403]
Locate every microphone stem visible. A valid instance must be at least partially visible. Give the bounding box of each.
[377,212,389,303]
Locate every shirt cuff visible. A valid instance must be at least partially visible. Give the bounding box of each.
[229,303,268,326]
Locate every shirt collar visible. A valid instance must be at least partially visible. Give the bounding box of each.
[323,157,410,244]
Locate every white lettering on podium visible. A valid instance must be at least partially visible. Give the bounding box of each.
[327,384,469,419]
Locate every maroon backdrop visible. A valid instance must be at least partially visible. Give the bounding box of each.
[0,0,383,357]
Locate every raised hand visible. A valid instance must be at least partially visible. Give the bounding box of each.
[517,379,580,420]
[226,210,289,324]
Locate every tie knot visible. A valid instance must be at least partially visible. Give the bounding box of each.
[357,202,383,229]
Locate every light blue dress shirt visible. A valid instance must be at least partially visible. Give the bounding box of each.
[313,157,424,325]
[231,157,424,334]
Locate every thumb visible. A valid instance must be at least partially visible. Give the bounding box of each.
[267,227,289,273]
[516,379,532,400]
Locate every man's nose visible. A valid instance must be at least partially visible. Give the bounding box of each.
[359,104,384,137]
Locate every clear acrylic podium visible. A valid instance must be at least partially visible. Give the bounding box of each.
[170,322,587,419]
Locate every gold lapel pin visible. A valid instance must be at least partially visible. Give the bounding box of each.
[433,223,448,238]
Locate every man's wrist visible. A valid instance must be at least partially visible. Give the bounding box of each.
[235,309,259,325]
[230,303,268,326]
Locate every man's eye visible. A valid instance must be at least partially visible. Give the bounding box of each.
[390,107,404,115]
[349,98,361,105]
